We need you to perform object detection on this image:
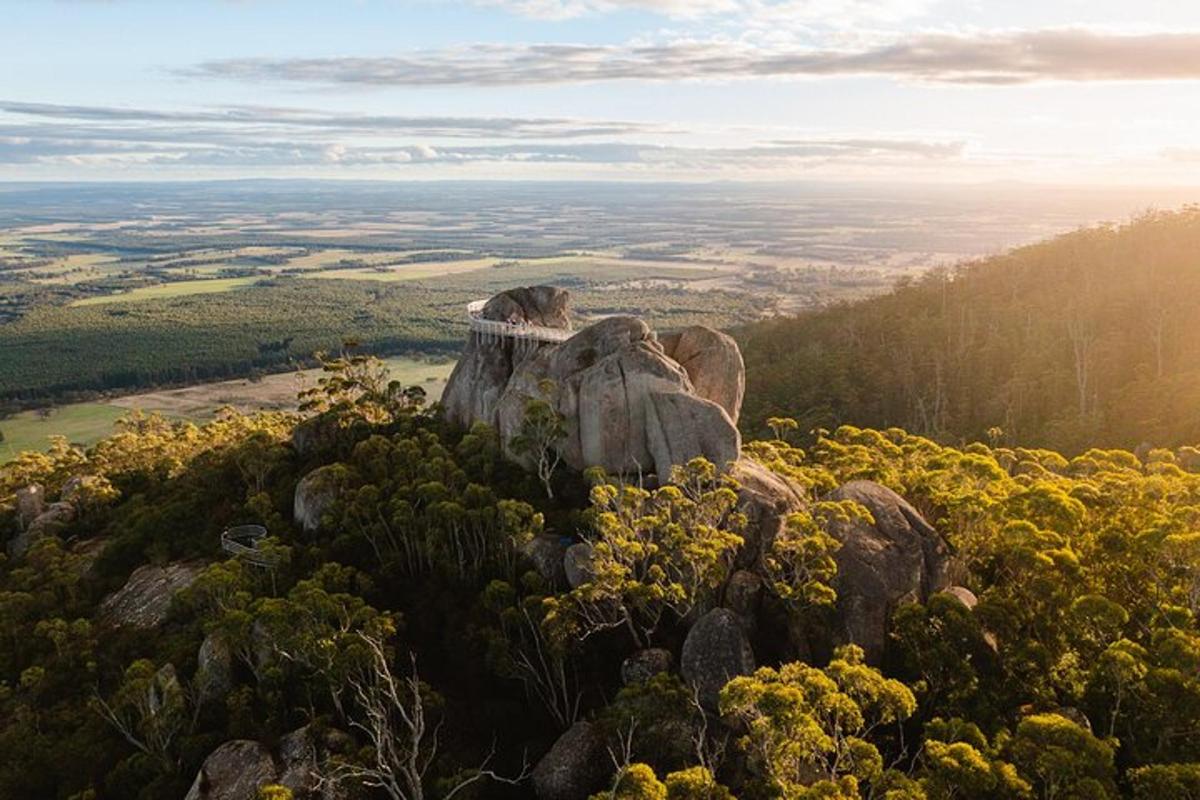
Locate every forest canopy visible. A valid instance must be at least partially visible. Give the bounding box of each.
[738,207,1200,454]
[2,353,1200,799]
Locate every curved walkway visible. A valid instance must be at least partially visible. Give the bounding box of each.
[467,299,574,346]
[220,524,279,568]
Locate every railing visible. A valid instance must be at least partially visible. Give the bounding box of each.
[220,524,279,569]
[467,299,573,346]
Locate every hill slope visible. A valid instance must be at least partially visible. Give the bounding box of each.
[738,207,1200,453]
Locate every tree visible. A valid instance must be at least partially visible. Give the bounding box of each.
[320,635,527,800]
[1008,713,1116,800]
[92,660,188,773]
[719,645,916,798]
[509,379,566,499]
[544,459,744,648]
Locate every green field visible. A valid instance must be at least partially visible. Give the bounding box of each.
[70,277,261,307]
[0,404,131,461]
[0,356,457,463]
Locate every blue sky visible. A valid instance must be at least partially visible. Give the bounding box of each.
[6,0,1200,182]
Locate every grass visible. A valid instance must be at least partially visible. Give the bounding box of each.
[0,356,457,463]
[0,404,131,460]
[70,277,261,307]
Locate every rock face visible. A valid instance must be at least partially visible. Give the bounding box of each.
[294,465,350,534]
[729,458,807,568]
[621,648,674,686]
[659,327,745,422]
[823,480,952,662]
[681,608,755,710]
[444,287,744,479]
[443,286,572,430]
[533,721,610,800]
[196,633,234,702]
[184,740,278,800]
[9,501,77,558]
[724,570,763,623]
[522,534,569,588]
[99,561,205,629]
[940,586,979,610]
[563,542,594,589]
[15,484,45,527]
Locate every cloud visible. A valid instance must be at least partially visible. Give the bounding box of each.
[185,29,1200,87]
[0,118,962,170]
[474,0,934,23]
[0,100,660,140]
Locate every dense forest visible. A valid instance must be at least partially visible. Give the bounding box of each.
[3,354,1200,799]
[0,272,756,405]
[738,208,1200,454]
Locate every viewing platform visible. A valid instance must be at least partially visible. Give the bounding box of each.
[466,299,574,347]
[220,524,279,569]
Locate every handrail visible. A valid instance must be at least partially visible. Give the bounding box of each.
[466,300,573,344]
[220,524,279,568]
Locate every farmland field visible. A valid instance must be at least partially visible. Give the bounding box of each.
[2,179,1178,412]
[0,355,457,462]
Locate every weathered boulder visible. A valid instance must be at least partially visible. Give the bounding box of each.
[533,721,610,800]
[496,316,741,478]
[723,570,763,623]
[729,458,807,568]
[621,648,674,686]
[99,561,205,629]
[15,484,45,527]
[448,288,744,480]
[659,326,745,423]
[184,740,278,800]
[9,501,77,558]
[277,724,353,799]
[196,633,234,703]
[681,608,755,710]
[294,464,351,534]
[522,534,569,588]
[939,586,979,610]
[823,480,952,663]
[443,286,571,429]
[291,412,343,458]
[563,542,594,589]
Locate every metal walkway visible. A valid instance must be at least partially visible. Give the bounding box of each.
[467,299,574,349]
[220,524,279,569]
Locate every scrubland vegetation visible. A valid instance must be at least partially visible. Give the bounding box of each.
[3,351,1200,799]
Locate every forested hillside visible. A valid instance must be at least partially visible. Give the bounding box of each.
[3,356,1200,799]
[739,208,1200,453]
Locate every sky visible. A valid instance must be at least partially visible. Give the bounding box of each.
[5,0,1200,183]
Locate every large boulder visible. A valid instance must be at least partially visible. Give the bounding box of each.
[621,648,674,686]
[184,740,278,800]
[729,458,807,568]
[522,534,569,588]
[99,561,205,629]
[15,484,45,527]
[681,608,755,711]
[447,288,744,480]
[196,633,234,703]
[532,721,610,800]
[659,326,745,423]
[496,315,741,478]
[563,542,594,589]
[443,286,571,429]
[277,724,353,799]
[823,480,953,663]
[9,501,77,558]
[293,464,352,534]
